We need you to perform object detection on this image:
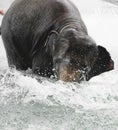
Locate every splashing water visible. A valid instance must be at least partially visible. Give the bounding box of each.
[0,68,118,130]
[0,0,118,130]
[0,66,118,130]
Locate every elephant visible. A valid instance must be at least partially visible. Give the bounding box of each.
[1,0,114,82]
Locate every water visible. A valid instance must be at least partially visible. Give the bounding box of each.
[0,0,118,130]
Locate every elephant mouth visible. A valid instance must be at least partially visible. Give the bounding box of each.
[54,65,88,82]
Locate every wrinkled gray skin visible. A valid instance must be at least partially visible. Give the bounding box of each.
[1,0,114,82]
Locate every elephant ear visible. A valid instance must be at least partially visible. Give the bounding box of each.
[87,45,114,80]
[45,31,58,53]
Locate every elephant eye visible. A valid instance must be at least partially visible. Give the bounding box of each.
[54,58,62,63]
